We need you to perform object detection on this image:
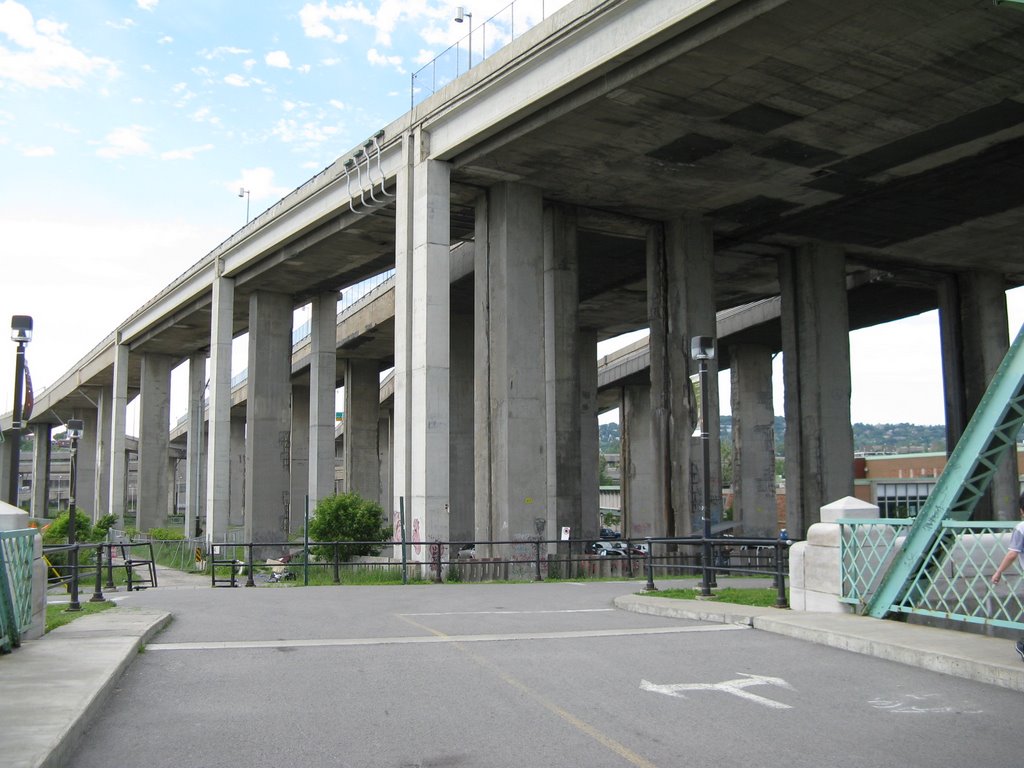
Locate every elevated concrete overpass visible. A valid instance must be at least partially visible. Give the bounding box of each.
[5,0,1024,549]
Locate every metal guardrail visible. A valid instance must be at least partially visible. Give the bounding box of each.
[410,0,559,106]
[200,535,788,596]
[840,518,1024,631]
[0,529,36,652]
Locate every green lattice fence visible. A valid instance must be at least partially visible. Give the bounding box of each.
[0,529,36,652]
[841,519,1024,631]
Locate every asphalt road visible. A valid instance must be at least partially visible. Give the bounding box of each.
[69,581,1024,768]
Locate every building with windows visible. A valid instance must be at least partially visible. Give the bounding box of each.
[854,450,1024,518]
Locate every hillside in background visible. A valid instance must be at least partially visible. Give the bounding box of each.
[599,418,949,455]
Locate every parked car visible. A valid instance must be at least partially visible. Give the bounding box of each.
[599,527,621,540]
[588,540,626,556]
[628,542,649,556]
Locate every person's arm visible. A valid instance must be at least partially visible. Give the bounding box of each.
[992,549,1020,584]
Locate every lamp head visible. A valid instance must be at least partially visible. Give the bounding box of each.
[690,335,715,361]
[454,6,469,22]
[10,315,32,344]
[66,418,84,440]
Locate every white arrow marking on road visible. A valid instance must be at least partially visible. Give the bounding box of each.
[640,673,795,710]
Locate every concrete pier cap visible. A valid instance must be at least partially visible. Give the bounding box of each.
[789,496,880,613]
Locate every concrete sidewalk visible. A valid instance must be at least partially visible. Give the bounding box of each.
[4,580,1024,768]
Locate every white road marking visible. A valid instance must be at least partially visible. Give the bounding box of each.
[641,673,795,710]
[400,608,615,616]
[868,694,983,714]
[146,623,746,651]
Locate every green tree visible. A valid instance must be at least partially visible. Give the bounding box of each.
[42,509,94,543]
[308,492,390,562]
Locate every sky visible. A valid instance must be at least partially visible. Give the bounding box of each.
[0,0,1022,433]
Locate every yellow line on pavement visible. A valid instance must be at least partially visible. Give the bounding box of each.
[397,615,659,768]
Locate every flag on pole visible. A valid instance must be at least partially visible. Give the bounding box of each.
[23,361,33,421]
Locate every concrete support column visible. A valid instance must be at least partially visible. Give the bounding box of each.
[730,343,778,537]
[230,413,245,527]
[394,134,450,558]
[72,407,97,520]
[108,343,129,526]
[244,290,293,549]
[186,352,206,537]
[938,272,1015,519]
[138,353,172,531]
[476,182,548,550]
[666,214,719,537]
[544,205,582,545]
[779,242,854,537]
[30,424,51,518]
[291,384,310,530]
[579,329,599,542]
[344,359,382,501]
[646,224,672,535]
[450,313,475,545]
[93,385,112,518]
[308,292,338,509]
[205,274,234,541]
[622,383,657,538]
[379,408,393,516]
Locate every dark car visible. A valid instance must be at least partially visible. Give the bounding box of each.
[599,527,621,539]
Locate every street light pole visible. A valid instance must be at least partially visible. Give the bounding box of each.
[7,315,32,508]
[691,336,715,597]
[66,418,84,611]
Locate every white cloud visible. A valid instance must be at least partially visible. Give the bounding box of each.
[0,1,118,89]
[265,50,290,69]
[296,64,311,74]
[224,72,249,87]
[367,48,403,73]
[105,18,136,31]
[328,99,345,110]
[20,144,53,157]
[95,125,151,159]
[189,106,221,127]
[157,35,172,45]
[202,45,249,60]
[161,143,214,160]
[271,117,338,148]
[137,0,159,10]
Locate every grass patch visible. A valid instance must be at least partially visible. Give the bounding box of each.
[651,587,786,607]
[45,600,117,632]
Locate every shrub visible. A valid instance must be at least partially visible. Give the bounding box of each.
[148,526,186,541]
[42,509,94,544]
[308,492,390,562]
[93,514,118,540]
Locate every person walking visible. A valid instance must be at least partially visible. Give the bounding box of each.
[991,492,1024,662]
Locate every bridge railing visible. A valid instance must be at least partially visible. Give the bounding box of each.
[840,518,1024,631]
[411,0,562,107]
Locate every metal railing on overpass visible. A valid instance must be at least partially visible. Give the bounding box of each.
[411,0,564,106]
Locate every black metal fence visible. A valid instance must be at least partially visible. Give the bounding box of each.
[203,534,791,603]
[43,541,159,610]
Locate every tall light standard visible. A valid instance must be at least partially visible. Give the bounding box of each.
[454,7,473,67]
[691,335,715,597]
[238,187,250,224]
[7,315,32,508]
[66,418,84,612]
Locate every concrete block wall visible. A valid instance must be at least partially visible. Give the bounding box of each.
[788,495,879,613]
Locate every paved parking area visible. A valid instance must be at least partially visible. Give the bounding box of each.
[67,582,1024,768]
